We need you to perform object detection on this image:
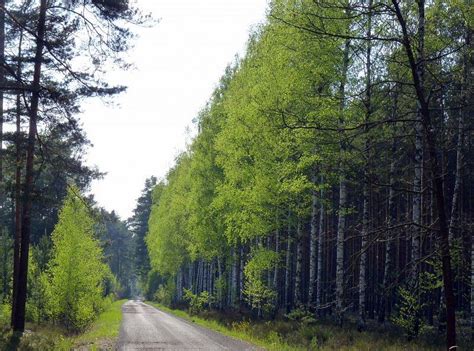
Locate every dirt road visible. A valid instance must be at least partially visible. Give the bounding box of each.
[117,300,257,350]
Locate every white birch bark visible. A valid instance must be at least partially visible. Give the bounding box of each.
[335,37,350,325]
[358,0,372,329]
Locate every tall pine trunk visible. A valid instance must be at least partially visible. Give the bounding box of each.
[11,30,23,328]
[284,210,292,312]
[309,173,318,307]
[12,0,47,332]
[294,219,303,306]
[0,0,5,184]
[316,176,324,315]
[273,228,280,292]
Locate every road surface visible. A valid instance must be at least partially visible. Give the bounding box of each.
[117,300,258,350]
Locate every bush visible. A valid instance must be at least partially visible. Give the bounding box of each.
[0,303,10,325]
[153,282,175,306]
[285,308,317,325]
[392,286,424,340]
[183,288,213,315]
[243,247,278,315]
[26,250,52,324]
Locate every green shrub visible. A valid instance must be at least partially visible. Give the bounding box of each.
[392,286,424,340]
[0,303,10,325]
[183,288,213,315]
[153,281,175,306]
[26,250,52,324]
[286,308,317,325]
[243,247,278,315]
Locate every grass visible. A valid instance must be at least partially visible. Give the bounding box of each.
[146,302,447,351]
[0,299,127,350]
[72,299,127,350]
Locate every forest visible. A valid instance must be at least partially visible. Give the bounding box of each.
[0,0,149,348]
[0,0,472,350]
[143,1,473,350]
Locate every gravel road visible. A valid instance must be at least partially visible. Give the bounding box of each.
[116,300,258,350]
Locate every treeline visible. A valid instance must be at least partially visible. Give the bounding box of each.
[0,0,146,334]
[144,1,473,349]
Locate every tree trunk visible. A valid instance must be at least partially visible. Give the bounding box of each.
[273,228,280,293]
[335,37,350,326]
[449,26,470,246]
[217,257,222,308]
[176,268,183,301]
[358,0,372,329]
[0,0,5,184]
[239,246,244,303]
[380,87,399,324]
[11,30,23,328]
[294,219,303,306]
[231,248,238,307]
[316,176,324,315]
[284,210,292,312]
[392,1,457,347]
[188,263,193,291]
[12,0,47,333]
[309,173,318,307]
[471,231,474,340]
[460,22,473,342]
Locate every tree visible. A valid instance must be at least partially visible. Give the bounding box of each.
[101,209,134,297]
[47,186,108,332]
[128,176,156,285]
[141,1,473,348]
[1,0,147,332]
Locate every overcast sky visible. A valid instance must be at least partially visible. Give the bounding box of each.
[80,0,269,219]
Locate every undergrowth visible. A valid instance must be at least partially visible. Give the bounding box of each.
[0,299,126,350]
[148,302,450,351]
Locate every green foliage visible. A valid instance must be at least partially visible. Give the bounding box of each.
[0,229,12,303]
[392,286,424,340]
[393,270,443,341]
[98,209,135,298]
[128,177,156,285]
[26,250,51,324]
[0,303,10,325]
[144,270,163,300]
[183,288,213,315]
[285,308,317,325]
[243,247,279,314]
[146,170,189,276]
[48,186,109,332]
[153,281,175,307]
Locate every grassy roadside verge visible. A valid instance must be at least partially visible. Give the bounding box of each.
[72,299,127,350]
[146,302,444,351]
[0,299,127,350]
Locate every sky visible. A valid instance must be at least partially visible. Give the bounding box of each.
[80,0,269,219]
